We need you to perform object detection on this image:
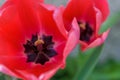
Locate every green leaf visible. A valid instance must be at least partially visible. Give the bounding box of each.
[99,12,120,34]
[89,59,120,80]
[0,72,20,80]
[73,45,104,80]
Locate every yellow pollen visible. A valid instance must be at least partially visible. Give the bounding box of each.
[34,39,44,46]
[79,23,86,30]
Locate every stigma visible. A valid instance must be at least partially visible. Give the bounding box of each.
[34,39,44,46]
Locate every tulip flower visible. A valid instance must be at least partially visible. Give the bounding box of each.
[0,0,79,80]
[62,0,110,51]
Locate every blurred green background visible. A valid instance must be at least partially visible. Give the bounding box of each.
[0,0,120,80]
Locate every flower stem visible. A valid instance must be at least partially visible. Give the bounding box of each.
[73,45,104,80]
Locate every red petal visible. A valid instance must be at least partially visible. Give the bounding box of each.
[79,4,96,33]
[62,18,80,67]
[81,5,102,36]
[14,0,40,36]
[41,67,60,80]
[94,7,102,35]
[0,2,25,56]
[53,6,67,38]
[63,0,92,30]
[0,21,31,70]
[0,0,35,71]
[93,0,110,22]
[37,5,66,42]
[0,65,21,78]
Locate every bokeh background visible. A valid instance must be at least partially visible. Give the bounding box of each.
[0,0,120,80]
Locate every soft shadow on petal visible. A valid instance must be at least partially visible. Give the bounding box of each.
[93,7,102,35]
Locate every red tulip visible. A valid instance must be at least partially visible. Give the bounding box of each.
[63,0,110,51]
[0,0,79,80]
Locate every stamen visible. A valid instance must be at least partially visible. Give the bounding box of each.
[78,21,93,42]
[23,34,57,65]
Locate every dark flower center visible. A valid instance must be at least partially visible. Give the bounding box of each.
[23,34,57,65]
[78,21,93,42]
